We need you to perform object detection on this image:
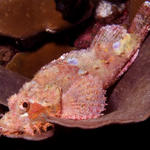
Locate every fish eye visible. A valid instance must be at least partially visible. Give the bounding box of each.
[22,102,29,108]
[22,102,30,111]
[19,101,30,114]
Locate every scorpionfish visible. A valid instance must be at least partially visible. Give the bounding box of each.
[0,1,150,140]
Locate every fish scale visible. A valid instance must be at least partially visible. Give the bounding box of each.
[61,75,106,120]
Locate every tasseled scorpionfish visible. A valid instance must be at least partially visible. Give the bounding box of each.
[0,1,150,140]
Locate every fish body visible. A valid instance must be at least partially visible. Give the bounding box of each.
[0,1,150,140]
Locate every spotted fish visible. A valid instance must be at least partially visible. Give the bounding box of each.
[0,1,150,140]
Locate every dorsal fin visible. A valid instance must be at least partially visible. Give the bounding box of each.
[90,25,127,51]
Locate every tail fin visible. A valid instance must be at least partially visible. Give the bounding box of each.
[128,1,150,42]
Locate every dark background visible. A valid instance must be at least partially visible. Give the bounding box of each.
[0,119,149,149]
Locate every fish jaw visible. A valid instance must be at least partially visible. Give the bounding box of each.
[0,109,54,140]
[0,90,55,140]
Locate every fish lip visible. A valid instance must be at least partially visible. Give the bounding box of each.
[0,125,55,141]
[0,111,55,141]
[2,130,54,141]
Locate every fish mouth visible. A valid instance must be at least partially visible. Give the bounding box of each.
[0,126,54,141]
[0,106,55,141]
[0,98,56,140]
[0,120,55,141]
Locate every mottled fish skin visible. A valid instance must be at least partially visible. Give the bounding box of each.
[0,1,150,140]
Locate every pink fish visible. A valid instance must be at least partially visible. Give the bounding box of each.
[0,1,150,140]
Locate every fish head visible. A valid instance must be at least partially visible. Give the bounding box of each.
[0,82,56,140]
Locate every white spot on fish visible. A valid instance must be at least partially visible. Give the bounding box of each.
[22,82,31,90]
[67,58,78,65]
[78,69,88,75]
[60,55,65,60]
[42,66,46,70]
[113,41,120,49]
[29,99,34,103]
[20,113,28,117]
[30,81,37,85]
[45,28,56,33]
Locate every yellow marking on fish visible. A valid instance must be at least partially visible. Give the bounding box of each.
[113,33,137,55]
[108,56,114,62]
[101,59,105,63]
[104,48,108,52]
